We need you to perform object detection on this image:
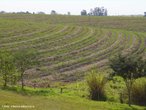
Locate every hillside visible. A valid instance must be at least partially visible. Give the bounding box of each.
[0,14,146,86]
[0,14,146,110]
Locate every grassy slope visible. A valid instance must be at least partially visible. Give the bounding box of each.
[0,14,146,109]
[0,14,146,83]
[0,89,145,110]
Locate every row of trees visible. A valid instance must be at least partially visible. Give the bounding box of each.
[0,10,71,15]
[0,50,38,90]
[81,7,108,16]
[1,7,108,16]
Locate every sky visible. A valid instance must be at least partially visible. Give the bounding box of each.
[0,0,146,15]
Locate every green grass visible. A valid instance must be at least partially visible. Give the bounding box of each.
[0,76,146,110]
[0,88,146,110]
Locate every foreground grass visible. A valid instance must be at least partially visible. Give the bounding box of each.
[0,88,146,110]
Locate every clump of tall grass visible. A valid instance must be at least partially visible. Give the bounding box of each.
[132,77,146,106]
[86,70,107,101]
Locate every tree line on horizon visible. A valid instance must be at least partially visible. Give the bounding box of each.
[0,7,108,16]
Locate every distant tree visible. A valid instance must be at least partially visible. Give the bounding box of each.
[51,10,57,15]
[17,11,26,14]
[37,11,45,14]
[12,12,16,14]
[89,7,108,16]
[0,50,16,88]
[67,12,71,15]
[14,50,39,90]
[26,11,31,14]
[104,9,108,16]
[110,54,146,106]
[93,7,101,16]
[81,10,87,16]
[0,11,6,14]
[144,12,146,17]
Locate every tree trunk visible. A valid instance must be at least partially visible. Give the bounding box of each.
[4,78,7,88]
[21,72,24,90]
[128,88,131,106]
[3,73,7,88]
[125,79,133,106]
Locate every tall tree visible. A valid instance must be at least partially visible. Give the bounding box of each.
[14,50,38,90]
[110,54,146,106]
[51,10,57,15]
[0,50,16,88]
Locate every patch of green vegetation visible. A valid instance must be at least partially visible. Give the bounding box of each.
[0,88,145,110]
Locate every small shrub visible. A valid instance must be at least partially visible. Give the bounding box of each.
[105,76,127,103]
[132,77,146,106]
[86,70,107,101]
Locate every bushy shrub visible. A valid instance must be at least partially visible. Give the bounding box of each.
[86,70,107,101]
[132,77,146,106]
[105,76,127,103]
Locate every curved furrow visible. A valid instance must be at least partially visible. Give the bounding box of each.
[0,25,37,37]
[0,25,66,47]
[36,26,82,50]
[0,25,56,43]
[59,32,144,74]
[56,33,125,73]
[0,27,36,39]
[38,27,105,63]
[41,32,125,73]
[122,34,143,56]
[58,34,128,73]
[122,36,137,54]
[12,26,94,53]
[0,21,46,39]
[38,27,97,57]
[32,26,92,50]
[61,59,109,75]
[40,30,113,64]
[6,26,78,51]
[0,25,69,49]
[0,26,59,45]
[132,33,146,55]
[37,26,85,53]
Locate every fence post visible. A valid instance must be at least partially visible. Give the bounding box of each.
[60,88,63,94]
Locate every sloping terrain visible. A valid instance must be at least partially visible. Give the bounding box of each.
[0,14,146,86]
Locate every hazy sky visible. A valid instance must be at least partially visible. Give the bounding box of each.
[0,0,146,15]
